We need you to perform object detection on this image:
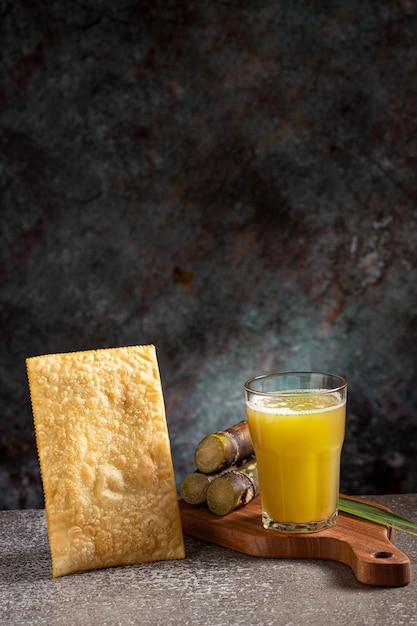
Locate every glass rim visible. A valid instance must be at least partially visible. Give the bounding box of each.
[244,370,347,396]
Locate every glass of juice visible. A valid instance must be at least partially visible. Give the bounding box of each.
[244,372,347,533]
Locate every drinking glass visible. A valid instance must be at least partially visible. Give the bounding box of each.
[244,372,347,533]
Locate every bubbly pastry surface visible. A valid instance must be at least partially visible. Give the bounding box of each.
[27,345,185,577]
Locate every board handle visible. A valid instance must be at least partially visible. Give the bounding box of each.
[345,529,411,587]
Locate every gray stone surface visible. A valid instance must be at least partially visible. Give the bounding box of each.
[2,1,417,508]
[1,494,417,625]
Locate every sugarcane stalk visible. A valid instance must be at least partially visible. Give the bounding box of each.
[180,471,213,505]
[206,457,259,516]
[180,461,248,505]
[194,420,254,474]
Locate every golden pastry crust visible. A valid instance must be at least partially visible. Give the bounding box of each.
[27,345,185,577]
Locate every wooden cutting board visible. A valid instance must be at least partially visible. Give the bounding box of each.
[179,495,411,587]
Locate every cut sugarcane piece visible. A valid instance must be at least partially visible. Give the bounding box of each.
[180,470,221,505]
[180,457,256,505]
[180,461,249,505]
[194,420,254,474]
[206,457,259,516]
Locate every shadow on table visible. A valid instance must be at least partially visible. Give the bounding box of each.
[0,547,52,583]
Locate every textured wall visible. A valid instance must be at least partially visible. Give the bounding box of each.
[1,1,417,509]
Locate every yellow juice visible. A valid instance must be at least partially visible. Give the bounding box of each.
[246,392,346,524]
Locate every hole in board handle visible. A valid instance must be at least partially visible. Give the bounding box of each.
[371,551,394,559]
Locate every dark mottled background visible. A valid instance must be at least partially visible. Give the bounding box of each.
[1,0,417,509]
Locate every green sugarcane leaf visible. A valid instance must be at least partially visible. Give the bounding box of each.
[339,496,417,536]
